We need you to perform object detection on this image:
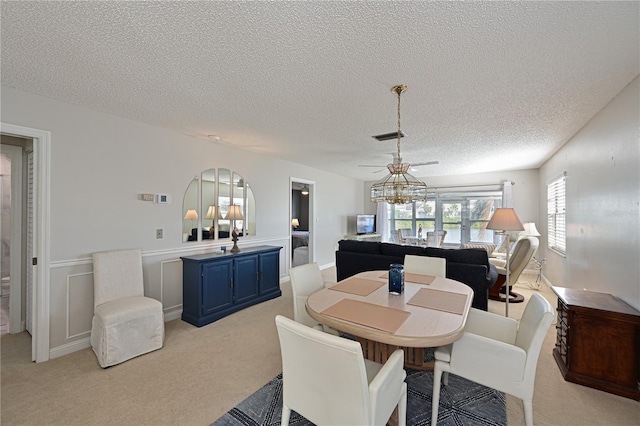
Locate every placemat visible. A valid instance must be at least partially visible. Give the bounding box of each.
[406,287,467,315]
[321,299,411,333]
[379,271,435,285]
[329,277,386,296]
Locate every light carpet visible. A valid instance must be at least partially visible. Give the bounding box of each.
[212,369,506,426]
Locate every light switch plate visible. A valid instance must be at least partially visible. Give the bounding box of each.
[156,229,163,239]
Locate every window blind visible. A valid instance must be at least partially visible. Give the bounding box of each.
[547,174,566,255]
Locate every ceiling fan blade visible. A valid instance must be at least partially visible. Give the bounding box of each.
[410,160,439,167]
[358,164,386,168]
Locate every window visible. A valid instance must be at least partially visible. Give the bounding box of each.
[547,173,566,255]
[386,190,501,245]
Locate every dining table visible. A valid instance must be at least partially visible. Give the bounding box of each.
[306,270,474,371]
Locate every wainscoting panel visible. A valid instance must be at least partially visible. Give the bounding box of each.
[161,259,183,312]
[67,272,94,339]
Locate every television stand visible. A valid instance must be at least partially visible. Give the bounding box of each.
[344,233,381,242]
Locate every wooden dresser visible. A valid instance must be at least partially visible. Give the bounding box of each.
[551,286,640,400]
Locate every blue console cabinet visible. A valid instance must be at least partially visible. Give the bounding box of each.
[181,245,282,327]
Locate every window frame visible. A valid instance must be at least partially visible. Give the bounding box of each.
[547,173,567,256]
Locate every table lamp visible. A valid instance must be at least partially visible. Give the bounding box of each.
[184,209,198,224]
[291,218,299,230]
[486,208,524,317]
[225,204,244,253]
[205,205,222,238]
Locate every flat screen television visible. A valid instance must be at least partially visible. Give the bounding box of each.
[356,214,376,235]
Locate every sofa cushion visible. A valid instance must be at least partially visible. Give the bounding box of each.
[424,247,489,266]
[338,239,382,254]
[380,243,425,257]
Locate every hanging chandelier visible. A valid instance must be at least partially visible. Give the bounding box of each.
[370,85,428,204]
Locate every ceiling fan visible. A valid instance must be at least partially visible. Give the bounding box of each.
[358,154,439,173]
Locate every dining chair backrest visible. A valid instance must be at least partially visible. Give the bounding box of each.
[289,262,324,328]
[275,315,407,426]
[404,255,446,277]
[426,230,447,247]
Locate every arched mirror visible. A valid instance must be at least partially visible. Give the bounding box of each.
[246,182,256,236]
[201,168,217,240]
[183,168,255,243]
[218,168,232,239]
[182,176,199,242]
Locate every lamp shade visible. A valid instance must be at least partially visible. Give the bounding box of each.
[486,208,524,232]
[520,222,541,237]
[291,218,300,227]
[225,204,244,220]
[184,209,198,220]
[205,205,222,220]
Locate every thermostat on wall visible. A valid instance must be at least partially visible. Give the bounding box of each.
[154,193,171,205]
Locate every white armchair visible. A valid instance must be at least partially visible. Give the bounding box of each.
[91,249,164,368]
[431,293,554,426]
[489,236,539,302]
[289,262,338,335]
[275,315,407,426]
[403,254,446,277]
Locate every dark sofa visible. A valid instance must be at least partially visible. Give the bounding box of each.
[335,240,499,310]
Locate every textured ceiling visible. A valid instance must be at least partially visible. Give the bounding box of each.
[2,1,638,181]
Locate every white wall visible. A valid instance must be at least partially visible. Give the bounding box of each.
[539,76,640,310]
[1,86,364,355]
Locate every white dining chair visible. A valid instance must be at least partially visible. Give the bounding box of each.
[91,249,164,368]
[431,293,554,426]
[289,262,338,335]
[404,254,446,277]
[275,315,407,426]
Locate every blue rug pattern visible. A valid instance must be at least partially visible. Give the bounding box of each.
[212,369,505,426]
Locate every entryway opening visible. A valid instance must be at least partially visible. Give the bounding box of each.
[290,179,315,268]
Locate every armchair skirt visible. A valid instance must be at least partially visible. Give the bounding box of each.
[91,296,164,368]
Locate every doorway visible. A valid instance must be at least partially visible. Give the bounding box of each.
[1,142,25,336]
[290,179,314,268]
[1,123,51,363]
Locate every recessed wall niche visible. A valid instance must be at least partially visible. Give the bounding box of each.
[182,168,255,243]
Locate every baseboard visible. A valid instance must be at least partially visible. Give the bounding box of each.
[163,307,182,322]
[50,337,91,359]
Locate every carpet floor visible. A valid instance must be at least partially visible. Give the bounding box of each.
[213,369,506,426]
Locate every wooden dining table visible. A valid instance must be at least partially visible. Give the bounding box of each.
[306,270,474,370]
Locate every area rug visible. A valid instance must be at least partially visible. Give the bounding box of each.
[212,369,506,426]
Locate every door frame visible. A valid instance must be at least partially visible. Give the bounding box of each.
[290,177,315,266]
[1,123,51,363]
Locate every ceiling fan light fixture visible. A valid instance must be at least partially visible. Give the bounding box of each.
[370,85,428,205]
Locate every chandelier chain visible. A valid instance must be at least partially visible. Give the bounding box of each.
[397,88,402,163]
